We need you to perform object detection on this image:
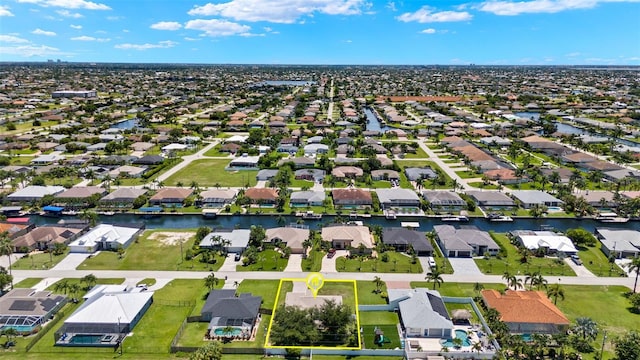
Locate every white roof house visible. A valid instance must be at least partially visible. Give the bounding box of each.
[162,143,188,151]
[200,229,251,254]
[68,224,143,253]
[7,185,65,202]
[514,231,577,254]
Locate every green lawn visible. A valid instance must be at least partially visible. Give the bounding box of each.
[468,181,501,190]
[359,311,401,350]
[410,281,506,297]
[578,242,626,277]
[13,278,43,288]
[474,232,576,277]
[395,159,453,189]
[164,159,257,187]
[335,252,423,273]
[236,249,288,271]
[317,282,357,312]
[79,229,225,271]
[455,170,482,179]
[301,248,325,272]
[236,279,280,310]
[11,250,70,270]
[356,280,388,305]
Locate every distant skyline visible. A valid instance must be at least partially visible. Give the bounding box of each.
[1,0,639,65]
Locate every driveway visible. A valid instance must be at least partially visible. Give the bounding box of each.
[321,250,348,273]
[217,254,238,272]
[51,253,91,271]
[448,257,483,276]
[284,254,303,272]
[564,258,596,277]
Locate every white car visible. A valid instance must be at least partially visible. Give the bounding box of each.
[428,257,437,269]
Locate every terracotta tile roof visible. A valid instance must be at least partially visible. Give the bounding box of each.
[244,187,278,201]
[481,290,569,325]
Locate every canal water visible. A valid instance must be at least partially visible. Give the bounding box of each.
[364,107,393,133]
[30,214,639,233]
[110,118,139,130]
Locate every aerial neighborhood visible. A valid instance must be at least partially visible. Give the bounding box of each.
[0,64,638,360]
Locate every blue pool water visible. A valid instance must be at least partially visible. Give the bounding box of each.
[442,329,472,347]
[68,334,103,344]
[522,333,533,342]
[213,327,242,336]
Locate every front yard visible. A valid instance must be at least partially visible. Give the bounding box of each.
[336,251,423,273]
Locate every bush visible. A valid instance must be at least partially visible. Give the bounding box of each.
[381,253,389,262]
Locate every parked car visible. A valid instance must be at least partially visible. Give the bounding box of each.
[327,249,336,259]
[428,256,437,269]
[234,253,242,261]
[571,254,583,265]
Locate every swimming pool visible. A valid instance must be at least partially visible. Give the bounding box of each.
[442,329,472,348]
[213,327,243,336]
[547,206,563,212]
[68,334,103,344]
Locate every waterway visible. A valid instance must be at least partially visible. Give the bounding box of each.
[30,214,639,233]
[111,118,139,130]
[514,112,541,121]
[552,122,640,148]
[363,107,393,133]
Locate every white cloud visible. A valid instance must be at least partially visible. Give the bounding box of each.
[185,19,251,37]
[114,40,177,50]
[0,5,14,16]
[565,51,581,57]
[106,15,122,20]
[421,28,437,34]
[477,0,640,16]
[70,24,82,29]
[17,0,110,10]
[122,29,130,33]
[0,35,30,43]
[184,37,200,41]
[71,35,109,42]
[57,9,83,17]
[0,44,62,57]
[150,21,183,30]
[188,0,369,23]
[386,2,397,11]
[32,28,57,36]
[397,6,472,22]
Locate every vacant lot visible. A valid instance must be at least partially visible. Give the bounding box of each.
[336,251,423,273]
[164,159,257,187]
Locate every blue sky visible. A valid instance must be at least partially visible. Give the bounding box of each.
[0,0,639,64]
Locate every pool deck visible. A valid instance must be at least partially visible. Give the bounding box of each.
[56,332,121,347]
[406,325,483,353]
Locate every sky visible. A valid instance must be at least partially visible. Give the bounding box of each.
[0,0,639,65]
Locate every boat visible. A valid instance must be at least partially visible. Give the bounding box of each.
[301,211,322,220]
[441,215,469,222]
[61,210,77,216]
[385,210,397,220]
[202,208,219,218]
[597,216,629,223]
[487,214,513,222]
[99,211,115,216]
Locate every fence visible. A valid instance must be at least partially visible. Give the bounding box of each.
[153,299,196,307]
[25,309,67,352]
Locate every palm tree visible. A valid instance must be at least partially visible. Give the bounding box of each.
[372,276,384,294]
[625,256,640,293]
[0,232,13,287]
[502,271,522,291]
[425,268,444,290]
[532,273,548,290]
[81,274,97,290]
[205,272,218,291]
[547,283,565,305]
[68,283,81,303]
[572,317,598,341]
[473,282,484,297]
[53,279,69,295]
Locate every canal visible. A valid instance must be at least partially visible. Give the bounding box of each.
[30,214,639,233]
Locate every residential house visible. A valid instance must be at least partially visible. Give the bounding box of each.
[99,188,148,208]
[57,285,153,346]
[7,186,65,202]
[510,190,563,209]
[244,188,279,205]
[0,288,67,333]
[68,223,144,253]
[511,230,577,255]
[294,169,325,182]
[331,189,372,208]
[576,191,616,208]
[199,189,238,208]
[433,225,499,257]
[422,191,466,211]
[109,165,147,178]
[303,143,329,155]
[321,225,373,251]
[331,166,364,179]
[200,229,251,254]
[228,156,260,169]
[465,191,516,208]
[265,227,310,254]
[595,228,640,258]
[11,225,84,252]
[370,170,399,181]
[256,169,278,181]
[481,290,570,335]
[388,288,453,338]
[149,187,194,207]
[290,190,325,207]
[279,157,316,168]
[405,167,438,181]
[54,186,108,208]
[133,155,165,165]
[375,189,421,209]
[382,228,433,256]
[201,290,262,336]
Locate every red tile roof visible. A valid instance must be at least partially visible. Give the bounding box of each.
[481,290,569,325]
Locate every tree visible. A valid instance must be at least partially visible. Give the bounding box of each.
[0,267,12,294]
[613,331,640,360]
[190,341,223,360]
[249,225,266,248]
[502,272,523,291]
[0,233,13,289]
[425,268,444,290]
[196,226,212,242]
[372,276,384,294]
[566,228,597,247]
[205,272,218,291]
[68,283,81,303]
[572,317,598,341]
[547,283,565,305]
[473,282,484,297]
[629,292,640,313]
[53,279,69,294]
[81,274,97,290]
[625,256,640,293]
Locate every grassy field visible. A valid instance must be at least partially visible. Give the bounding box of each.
[236,249,288,271]
[13,277,43,288]
[474,232,576,277]
[410,281,507,297]
[79,229,225,272]
[11,250,70,270]
[164,159,257,187]
[336,251,423,273]
[301,248,325,272]
[356,280,388,305]
[578,242,626,277]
